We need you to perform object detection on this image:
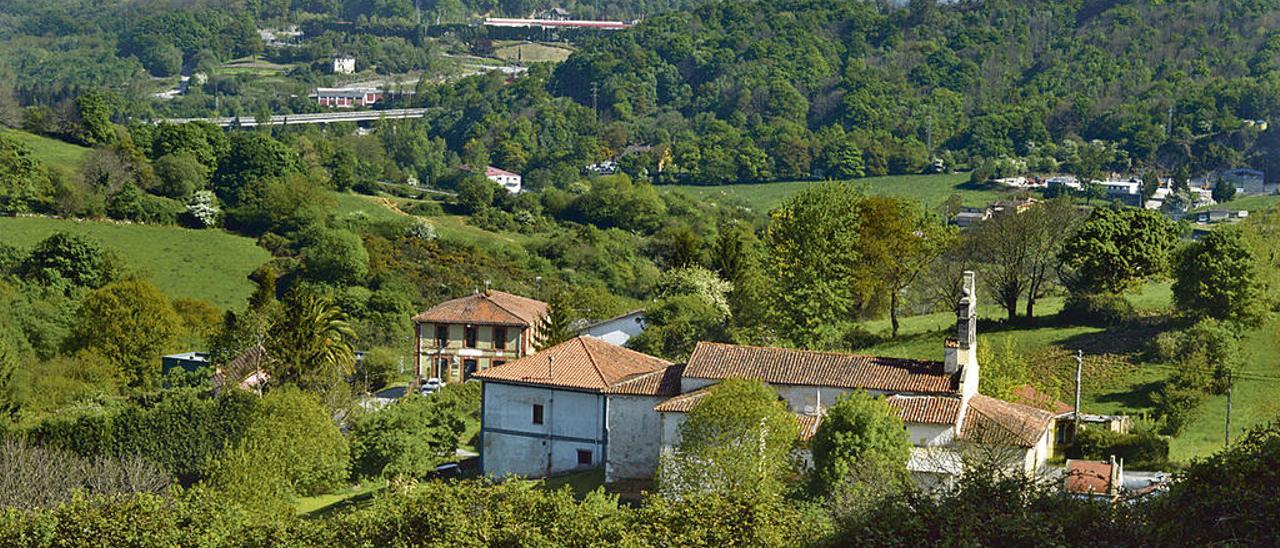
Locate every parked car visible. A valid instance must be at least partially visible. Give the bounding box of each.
[429,462,460,479]
[420,377,445,395]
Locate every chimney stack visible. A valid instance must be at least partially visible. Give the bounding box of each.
[957,270,977,350]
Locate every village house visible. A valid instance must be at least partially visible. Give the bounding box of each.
[412,289,547,383]
[1064,457,1123,501]
[577,309,646,346]
[472,336,672,478]
[484,166,522,194]
[332,55,356,74]
[314,87,381,108]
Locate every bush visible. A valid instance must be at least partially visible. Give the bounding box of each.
[1151,385,1204,436]
[355,347,400,390]
[0,439,170,510]
[403,199,444,217]
[1066,428,1170,469]
[1155,319,1241,395]
[349,393,465,479]
[1060,292,1135,326]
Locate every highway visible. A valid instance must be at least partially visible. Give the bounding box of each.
[155,108,432,127]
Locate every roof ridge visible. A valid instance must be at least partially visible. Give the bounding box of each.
[481,292,529,325]
[576,336,610,386]
[696,341,941,365]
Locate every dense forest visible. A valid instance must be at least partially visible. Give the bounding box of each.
[6,0,1280,186]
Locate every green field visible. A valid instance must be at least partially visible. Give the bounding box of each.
[1194,193,1280,213]
[660,173,1014,212]
[494,42,574,63]
[0,217,269,309]
[331,191,534,253]
[0,128,90,172]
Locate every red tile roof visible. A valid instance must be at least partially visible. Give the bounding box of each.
[1065,459,1114,495]
[653,386,713,413]
[797,414,822,442]
[960,394,1056,448]
[886,395,963,425]
[602,364,685,396]
[485,166,519,178]
[412,290,547,327]
[1012,384,1074,415]
[683,342,958,394]
[472,336,670,392]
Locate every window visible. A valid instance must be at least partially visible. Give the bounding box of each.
[436,358,448,377]
[532,404,544,425]
[577,449,592,466]
[464,325,477,348]
[463,359,478,378]
[435,325,448,347]
[494,326,507,350]
[493,360,505,367]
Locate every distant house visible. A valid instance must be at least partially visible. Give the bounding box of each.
[535,7,573,20]
[484,166,522,193]
[1046,175,1082,191]
[1065,457,1123,500]
[162,352,209,375]
[578,309,645,346]
[314,87,381,108]
[1098,179,1143,207]
[473,336,672,478]
[412,289,547,383]
[1196,209,1249,224]
[991,197,1039,215]
[950,206,992,229]
[1220,168,1269,195]
[332,56,357,74]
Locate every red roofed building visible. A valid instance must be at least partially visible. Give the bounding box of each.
[1064,457,1123,500]
[472,336,671,478]
[412,289,547,383]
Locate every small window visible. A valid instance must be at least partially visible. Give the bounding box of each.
[435,325,448,347]
[494,326,507,350]
[493,360,506,367]
[532,404,544,425]
[577,449,592,465]
[464,325,478,348]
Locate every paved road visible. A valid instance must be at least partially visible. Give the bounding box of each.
[155,107,433,128]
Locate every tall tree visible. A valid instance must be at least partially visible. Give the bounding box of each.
[1022,197,1084,317]
[65,279,181,390]
[857,196,955,336]
[1172,226,1269,327]
[1059,207,1182,295]
[536,290,575,350]
[764,183,866,346]
[265,291,357,390]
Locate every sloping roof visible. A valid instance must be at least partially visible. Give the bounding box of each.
[960,394,1056,448]
[886,395,963,425]
[472,336,670,392]
[653,386,713,413]
[683,342,957,394]
[412,290,547,327]
[1012,384,1074,415]
[1065,460,1114,495]
[603,364,684,396]
[486,166,519,178]
[796,414,821,442]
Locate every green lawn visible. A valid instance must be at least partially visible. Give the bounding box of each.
[0,217,269,309]
[1,128,90,172]
[1194,193,1280,213]
[660,172,1015,212]
[330,191,534,254]
[862,282,1280,464]
[294,479,387,517]
[539,468,605,498]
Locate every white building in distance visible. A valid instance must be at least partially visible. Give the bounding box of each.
[333,56,356,74]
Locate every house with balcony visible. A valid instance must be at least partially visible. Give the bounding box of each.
[412,289,548,383]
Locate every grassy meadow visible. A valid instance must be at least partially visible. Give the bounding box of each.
[0,216,270,309]
[1,127,90,172]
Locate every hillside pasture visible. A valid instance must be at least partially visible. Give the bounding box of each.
[0,216,269,309]
[0,128,90,172]
[659,172,1016,212]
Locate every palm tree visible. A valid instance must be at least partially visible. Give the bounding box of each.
[266,291,357,390]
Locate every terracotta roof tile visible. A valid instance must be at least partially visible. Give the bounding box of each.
[653,386,713,413]
[683,342,958,394]
[886,395,963,425]
[472,336,670,392]
[603,364,685,396]
[1065,459,1114,495]
[960,394,1056,448]
[797,414,821,442]
[412,290,547,327]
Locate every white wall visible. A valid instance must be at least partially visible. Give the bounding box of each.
[658,411,687,455]
[605,394,666,482]
[481,382,605,478]
[582,313,645,346]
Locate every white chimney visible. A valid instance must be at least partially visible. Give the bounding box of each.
[953,271,980,398]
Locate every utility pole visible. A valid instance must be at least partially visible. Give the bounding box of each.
[926,113,933,156]
[1225,375,1233,448]
[590,81,599,123]
[1073,349,1084,442]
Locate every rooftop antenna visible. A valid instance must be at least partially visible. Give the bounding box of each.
[547,355,554,379]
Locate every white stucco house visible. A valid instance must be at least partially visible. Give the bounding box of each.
[578,309,645,346]
[472,336,671,478]
[333,56,356,74]
[484,166,522,194]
